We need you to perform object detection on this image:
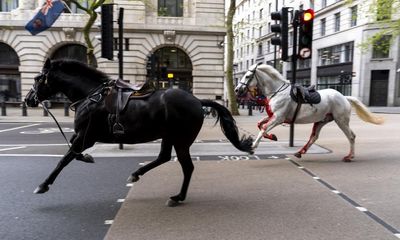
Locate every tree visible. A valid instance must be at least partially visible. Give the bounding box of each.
[348,0,400,53]
[64,0,110,66]
[225,0,239,115]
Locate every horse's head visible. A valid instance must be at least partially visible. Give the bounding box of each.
[234,64,260,97]
[25,59,56,107]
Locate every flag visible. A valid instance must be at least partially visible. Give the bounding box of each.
[25,0,65,35]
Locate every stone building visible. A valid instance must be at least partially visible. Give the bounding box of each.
[233,0,400,106]
[0,0,226,103]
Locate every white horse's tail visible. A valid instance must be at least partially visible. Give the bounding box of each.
[345,96,385,124]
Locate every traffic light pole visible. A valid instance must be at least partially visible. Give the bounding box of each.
[289,10,299,148]
[118,7,124,150]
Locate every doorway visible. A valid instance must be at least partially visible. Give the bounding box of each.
[147,47,193,93]
[369,70,389,106]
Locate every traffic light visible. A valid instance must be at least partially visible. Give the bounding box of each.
[101,4,114,60]
[270,7,289,61]
[298,9,314,59]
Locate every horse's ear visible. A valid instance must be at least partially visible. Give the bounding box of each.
[44,58,52,70]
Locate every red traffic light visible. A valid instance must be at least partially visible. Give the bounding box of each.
[301,9,314,22]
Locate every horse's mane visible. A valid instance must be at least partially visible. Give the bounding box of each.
[51,59,110,84]
[257,64,290,83]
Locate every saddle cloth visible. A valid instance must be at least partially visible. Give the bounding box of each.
[290,84,321,105]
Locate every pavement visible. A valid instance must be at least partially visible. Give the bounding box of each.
[2,105,400,240]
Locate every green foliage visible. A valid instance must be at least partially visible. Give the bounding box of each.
[352,0,400,54]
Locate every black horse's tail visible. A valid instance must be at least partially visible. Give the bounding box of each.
[200,99,253,154]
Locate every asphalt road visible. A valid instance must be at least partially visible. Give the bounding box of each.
[0,122,141,240]
[0,122,292,240]
[1,112,400,240]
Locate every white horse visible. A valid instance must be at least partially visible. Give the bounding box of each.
[235,64,384,162]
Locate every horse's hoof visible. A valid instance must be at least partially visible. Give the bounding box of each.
[342,157,353,162]
[127,174,140,182]
[34,185,49,194]
[166,198,181,207]
[294,152,302,158]
[76,154,95,163]
[271,134,278,141]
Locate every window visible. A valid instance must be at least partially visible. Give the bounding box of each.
[64,0,89,13]
[318,42,354,66]
[320,18,326,36]
[259,8,263,19]
[322,0,327,8]
[257,43,263,56]
[318,76,352,96]
[259,26,263,38]
[158,0,183,17]
[267,41,270,53]
[334,13,341,32]
[350,6,357,27]
[0,43,20,102]
[0,0,18,12]
[372,35,391,58]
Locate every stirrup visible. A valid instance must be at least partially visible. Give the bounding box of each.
[113,122,125,135]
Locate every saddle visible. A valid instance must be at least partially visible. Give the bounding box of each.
[290,84,321,105]
[104,79,155,135]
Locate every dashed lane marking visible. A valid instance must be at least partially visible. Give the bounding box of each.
[287,158,400,239]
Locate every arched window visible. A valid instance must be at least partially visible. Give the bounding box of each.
[0,43,20,102]
[148,47,192,92]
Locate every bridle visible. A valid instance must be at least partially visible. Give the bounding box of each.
[239,65,289,100]
[29,70,50,104]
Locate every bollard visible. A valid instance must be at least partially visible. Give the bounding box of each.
[43,101,49,116]
[248,101,253,116]
[21,102,28,116]
[64,102,70,116]
[1,102,6,116]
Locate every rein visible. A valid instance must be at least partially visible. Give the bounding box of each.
[69,81,111,111]
[41,101,71,148]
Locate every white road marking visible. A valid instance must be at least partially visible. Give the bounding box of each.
[356,207,368,212]
[0,143,68,147]
[117,199,125,203]
[126,183,134,187]
[313,176,320,180]
[0,124,40,133]
[331,190,340,194]
[394,233,400,239]
[104,220,114,225]
[0,154,64,157]
[0,146,26,152]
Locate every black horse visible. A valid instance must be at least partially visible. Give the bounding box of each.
[25,59,253,206]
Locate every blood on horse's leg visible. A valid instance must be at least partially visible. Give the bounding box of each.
[260,123,277,141]
[295,123,319,158]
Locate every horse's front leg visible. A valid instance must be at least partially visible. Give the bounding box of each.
[34,150,78,194]
[34,135,95,194]
[252,117,283,150]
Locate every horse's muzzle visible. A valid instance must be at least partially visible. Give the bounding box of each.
[235,85,247,97]
[24,89,39,107]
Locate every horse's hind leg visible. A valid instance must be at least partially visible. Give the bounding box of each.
[335,118,356,162]
[167,144,194,207]
[295,114,333,158]
[127,139,172,182]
